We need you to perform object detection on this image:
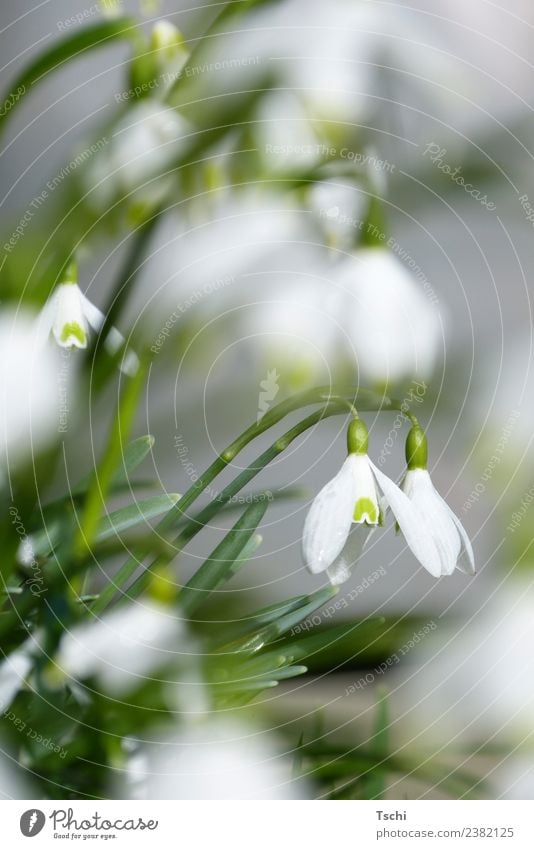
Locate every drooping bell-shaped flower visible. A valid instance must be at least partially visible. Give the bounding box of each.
[0,309,61,469]
[338,247,441,387]
[401,425,475,576]
[38,262,139,375]
[302,418,442,585]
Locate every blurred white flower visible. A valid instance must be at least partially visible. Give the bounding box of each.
[0,637,36,710]
[238,240,441,390]
[337,248,441,386]
[38,265,139,375]
[56,602,184,695]
[134,189,314,339]
[196,0,451,128]
[0,310,61,467]
[246,278,342,388]
[138,719,308,800]
[256,91,324,175]
[84,101,189,211]
[302,419,443,585]
[309,180,366,248]
[395,578,534,744]
[0,744,30,799]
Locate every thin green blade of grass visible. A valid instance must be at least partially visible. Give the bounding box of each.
[178,499,268,617]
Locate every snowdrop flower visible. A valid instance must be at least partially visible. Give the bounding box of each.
[401,425,475,576]
[84,100,189,212]
[38,262,139,375]
[0,310,61,468]
[302,418,443,585]
[338,248,442,386]
[137,719,309,800]
[56,602,184,696]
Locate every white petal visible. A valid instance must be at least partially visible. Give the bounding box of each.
[326,525,374,586]
[36,291,58,347]
[52,284,88,348]
[80,292,105,331]
[302,455,358,574]
[104,326,140,377]
[81,294,139,376]
[402,469,460,576]
[368,460,442,577]
[436,489,475,575]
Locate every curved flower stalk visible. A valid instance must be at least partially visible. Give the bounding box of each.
[401,425,475,575]
[303,418,474,584]
[38,262,139,376]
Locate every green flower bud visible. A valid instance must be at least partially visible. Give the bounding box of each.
[150,20,186,62]
[347,418,368,455]
[61,260,77,286]
[405,425,428,470]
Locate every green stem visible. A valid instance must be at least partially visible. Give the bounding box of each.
[88,214,161,385]
[74,358,148,562]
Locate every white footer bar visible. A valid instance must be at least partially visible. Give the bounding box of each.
[2,799,533,847]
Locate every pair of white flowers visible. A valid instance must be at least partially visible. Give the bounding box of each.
[302,419,474,585]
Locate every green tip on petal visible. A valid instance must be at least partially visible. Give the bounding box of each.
[60,322,87,347]
[353,496,378,524]
[347,418,369,455]
[406,425,428,470]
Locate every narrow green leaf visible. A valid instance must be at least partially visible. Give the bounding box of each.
[251,618,387,669]
[0,18,139,136]
[361,688,390,799]
[178,500,268,617]
[108,434,155,487]
[231,586,339,654]
[213,594,309,648]
[268,664,307,681]
[214,679,279,695]
[71,434,155,497]
[95,494,181,542]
